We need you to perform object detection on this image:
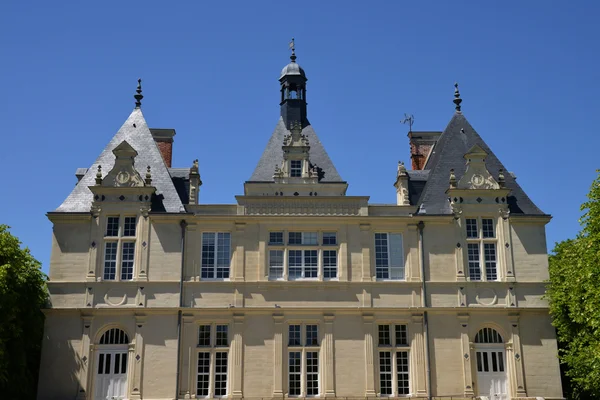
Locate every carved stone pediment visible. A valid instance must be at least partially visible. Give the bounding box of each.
[102,140,146,188]
[457,144,500,190]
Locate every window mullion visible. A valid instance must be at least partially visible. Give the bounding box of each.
[386,233,392,278]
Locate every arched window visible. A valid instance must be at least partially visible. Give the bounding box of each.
[474,327,503,344]
[99,328,129,345]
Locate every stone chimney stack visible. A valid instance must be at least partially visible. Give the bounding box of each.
[408,131,441,170]
[150,128,176,167]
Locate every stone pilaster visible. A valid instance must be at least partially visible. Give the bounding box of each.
[407,225,420,282]
[130,314,146,399]
[87,216,100,281]
[233,223,246,282]
[180,314,195,399]
[509,314,527,397]
[363,314,376,397]
[455,217,467,280]
[231,314,245,398]
[338,225,348,281]
[77,315,93,400]
[137,211,149,281]
[323,314,336,397]
[411,314,428,396]
[272,313,285,397]
[360,224,372,282]
[458,314,474,396]
[501,213,516,282]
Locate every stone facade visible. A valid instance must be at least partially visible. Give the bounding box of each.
[37,55,563,400]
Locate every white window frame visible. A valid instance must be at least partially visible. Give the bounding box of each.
[267,231,339,281]
[201,232,231,281]
[374,233,405,281]
[290,160,303,177]
[465,217,499,281]
[196,323,230,398]
[102,215,138,281]
[286,323,321,397]
[377,323,410,397]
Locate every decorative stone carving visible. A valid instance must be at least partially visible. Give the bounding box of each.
[456,144,500,190]
[101,141,146,188]
[394,161,410,206]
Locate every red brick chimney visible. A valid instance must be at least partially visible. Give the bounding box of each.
[150,128,176,167]
[408,131,441,170]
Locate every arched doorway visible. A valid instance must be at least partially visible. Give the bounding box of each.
[474,327,508,400]
[94,328,130,400]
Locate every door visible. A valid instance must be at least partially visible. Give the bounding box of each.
[476,349,508,400]
[94,351,128,400]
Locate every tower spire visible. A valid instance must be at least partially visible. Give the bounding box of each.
[453,82,462,112]
[134,78,143,108]
[289,38,296,62]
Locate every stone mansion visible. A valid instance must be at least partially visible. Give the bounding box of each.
[37,48,563,400]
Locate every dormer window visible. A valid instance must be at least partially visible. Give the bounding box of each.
[290,160,302,177]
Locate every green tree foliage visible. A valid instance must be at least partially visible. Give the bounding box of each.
[0,225,48,399]
[548,170,600,399]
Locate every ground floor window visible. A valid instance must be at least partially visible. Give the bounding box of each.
[197,351,228,397]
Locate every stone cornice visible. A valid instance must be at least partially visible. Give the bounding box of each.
[236,196,370,216]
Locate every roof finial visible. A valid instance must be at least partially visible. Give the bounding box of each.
[134,79,143,108]
[453,82,462,112]
[289,38,296,63]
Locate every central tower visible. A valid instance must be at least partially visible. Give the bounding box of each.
[280,39,308,128]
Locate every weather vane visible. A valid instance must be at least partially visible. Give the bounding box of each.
[289,38,295,53]
[401,113,414,132]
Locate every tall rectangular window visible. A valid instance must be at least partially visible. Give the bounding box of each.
[103,215,137,281]
[288,324,320,397]
[323,250,337,279]
[290,160,302,177]
[201,232,231,279]
[288,250,318,280]
[465,217,498,281]
[197,324,229,397]
[375,233,404,280]
[269,250,284,280]
[378,324,410,396]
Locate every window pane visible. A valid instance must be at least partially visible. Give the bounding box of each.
[288,250,302,280]
[323,250,337,279]
[216,233,230,279]
[302,232,318,245]
[395,324,408,346]
[98,353,105,375]
[269,250,284,279]
[379,351,392,395]
[375,233,389,279]
[214,352,228,396]
[290,160,302,177]
[198,325,211,346]
[216,325,228,347]
[482,218,495,238]
[269,232,283,245]
[306,351,319,396]
[466,218,478,238]
[323,232,337,245]
[201,233,215,279]
[121,351,127,374]
[378,325,391,346]
[197,352,210,396]
[306,325,318,346]
[114,353,121,374]
[476,352,482,372]
[104,353,111,374]
[304,250,318,278]
[467,243,481,281]
[483,351,489,372]
[289,325,301,346]
[103,242,117,280]
[289,232,302,245]
[497,352,505,372]
[389,233,404,280]
[121,242,135,280]
[123,216,137,237]
[484,243,497,281]
[106,217,119,237]
[397,351,410,394]
[288,352,301,396]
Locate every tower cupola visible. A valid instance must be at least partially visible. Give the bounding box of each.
[280,38,308,128]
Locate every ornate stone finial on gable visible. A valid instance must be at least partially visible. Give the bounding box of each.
[190,159,199,174]
[309,164,319,178]
[449,168,457,189]
[102,140,145,187]
[134,79,143,108]
[95,165,103,185]
[456,144,500,190]
[453,82,462,112]
[145,166,152,185]
[273,164,284,179]
[397,161,408,177]
[188,159,202,205]
[498,168,506,188]
[394,161,410,206]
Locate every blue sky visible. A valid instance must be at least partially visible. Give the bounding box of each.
[1,1,598,274]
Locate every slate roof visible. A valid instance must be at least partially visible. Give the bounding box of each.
[249,117,344,183]
[56,108,184,213]
[415,112,545,215]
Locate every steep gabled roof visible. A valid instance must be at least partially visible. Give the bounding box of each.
[55,108,184,213]
[249,117,344,183]
[416,112,545,215]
